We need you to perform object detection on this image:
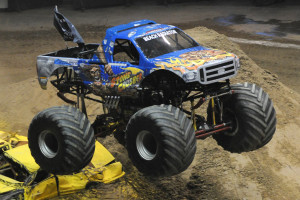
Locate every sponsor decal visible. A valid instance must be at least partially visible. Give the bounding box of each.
[111,71,143,91]
[109,41,114,48]
[80,64,144,95]
[111,71,131,86]
[128,31,136,37]
[108,63,127,67]
[143,29,177,42]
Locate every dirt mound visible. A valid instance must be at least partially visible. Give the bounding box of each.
[1,26,300,199]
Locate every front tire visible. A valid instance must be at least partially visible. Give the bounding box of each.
[209,82,276,153]
[28,106,95,175]
[125,105,196,177]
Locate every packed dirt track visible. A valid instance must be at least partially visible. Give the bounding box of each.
[1,25,300,199]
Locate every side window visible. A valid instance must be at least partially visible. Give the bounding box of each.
[113,39,139,64]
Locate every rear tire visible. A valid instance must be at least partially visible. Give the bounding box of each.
[28,106,95,175]
[125,105,196,177]
[208,83,276,153]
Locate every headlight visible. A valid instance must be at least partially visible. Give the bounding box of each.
[235,56,240,70]
[184,72,197,82]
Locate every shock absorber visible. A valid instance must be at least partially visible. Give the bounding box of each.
[191,99,197,130]
[211,97,216,126]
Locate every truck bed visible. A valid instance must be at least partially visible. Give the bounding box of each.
[43,43,100,58]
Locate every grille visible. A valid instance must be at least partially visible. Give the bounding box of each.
[199,58,236,84]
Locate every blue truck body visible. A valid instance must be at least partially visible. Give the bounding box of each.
[37,20,239,97]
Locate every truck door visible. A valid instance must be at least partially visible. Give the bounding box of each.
[107,39,144,93]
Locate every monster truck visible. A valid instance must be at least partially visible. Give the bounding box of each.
[28,7,276,176]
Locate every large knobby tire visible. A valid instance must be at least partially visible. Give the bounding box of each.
[125,104,196,177]
[28,106,95,175]
[209,82,276,153]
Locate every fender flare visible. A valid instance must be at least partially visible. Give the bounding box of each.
[37,56,79,89]
[140,69,186,88]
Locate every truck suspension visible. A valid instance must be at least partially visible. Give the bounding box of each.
[195,122,232,139]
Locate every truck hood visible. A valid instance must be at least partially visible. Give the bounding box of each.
[150,47,236,75]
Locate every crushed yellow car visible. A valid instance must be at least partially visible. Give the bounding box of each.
[0,131,125,200]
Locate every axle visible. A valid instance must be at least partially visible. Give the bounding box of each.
[195,122,232,139]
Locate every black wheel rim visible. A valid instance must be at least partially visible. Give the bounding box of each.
[223,108,239,136]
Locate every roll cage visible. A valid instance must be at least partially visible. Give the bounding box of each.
[113,39,139,64]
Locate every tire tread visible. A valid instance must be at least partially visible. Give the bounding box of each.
[212,82,276,152]
[126,104,196,177]
[28,106,95,175]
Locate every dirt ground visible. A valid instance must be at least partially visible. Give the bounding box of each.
[0,23,300,199]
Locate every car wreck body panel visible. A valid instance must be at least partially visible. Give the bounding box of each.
[0,131,125,200]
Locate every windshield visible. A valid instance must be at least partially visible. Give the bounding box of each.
[135,28,198,59]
